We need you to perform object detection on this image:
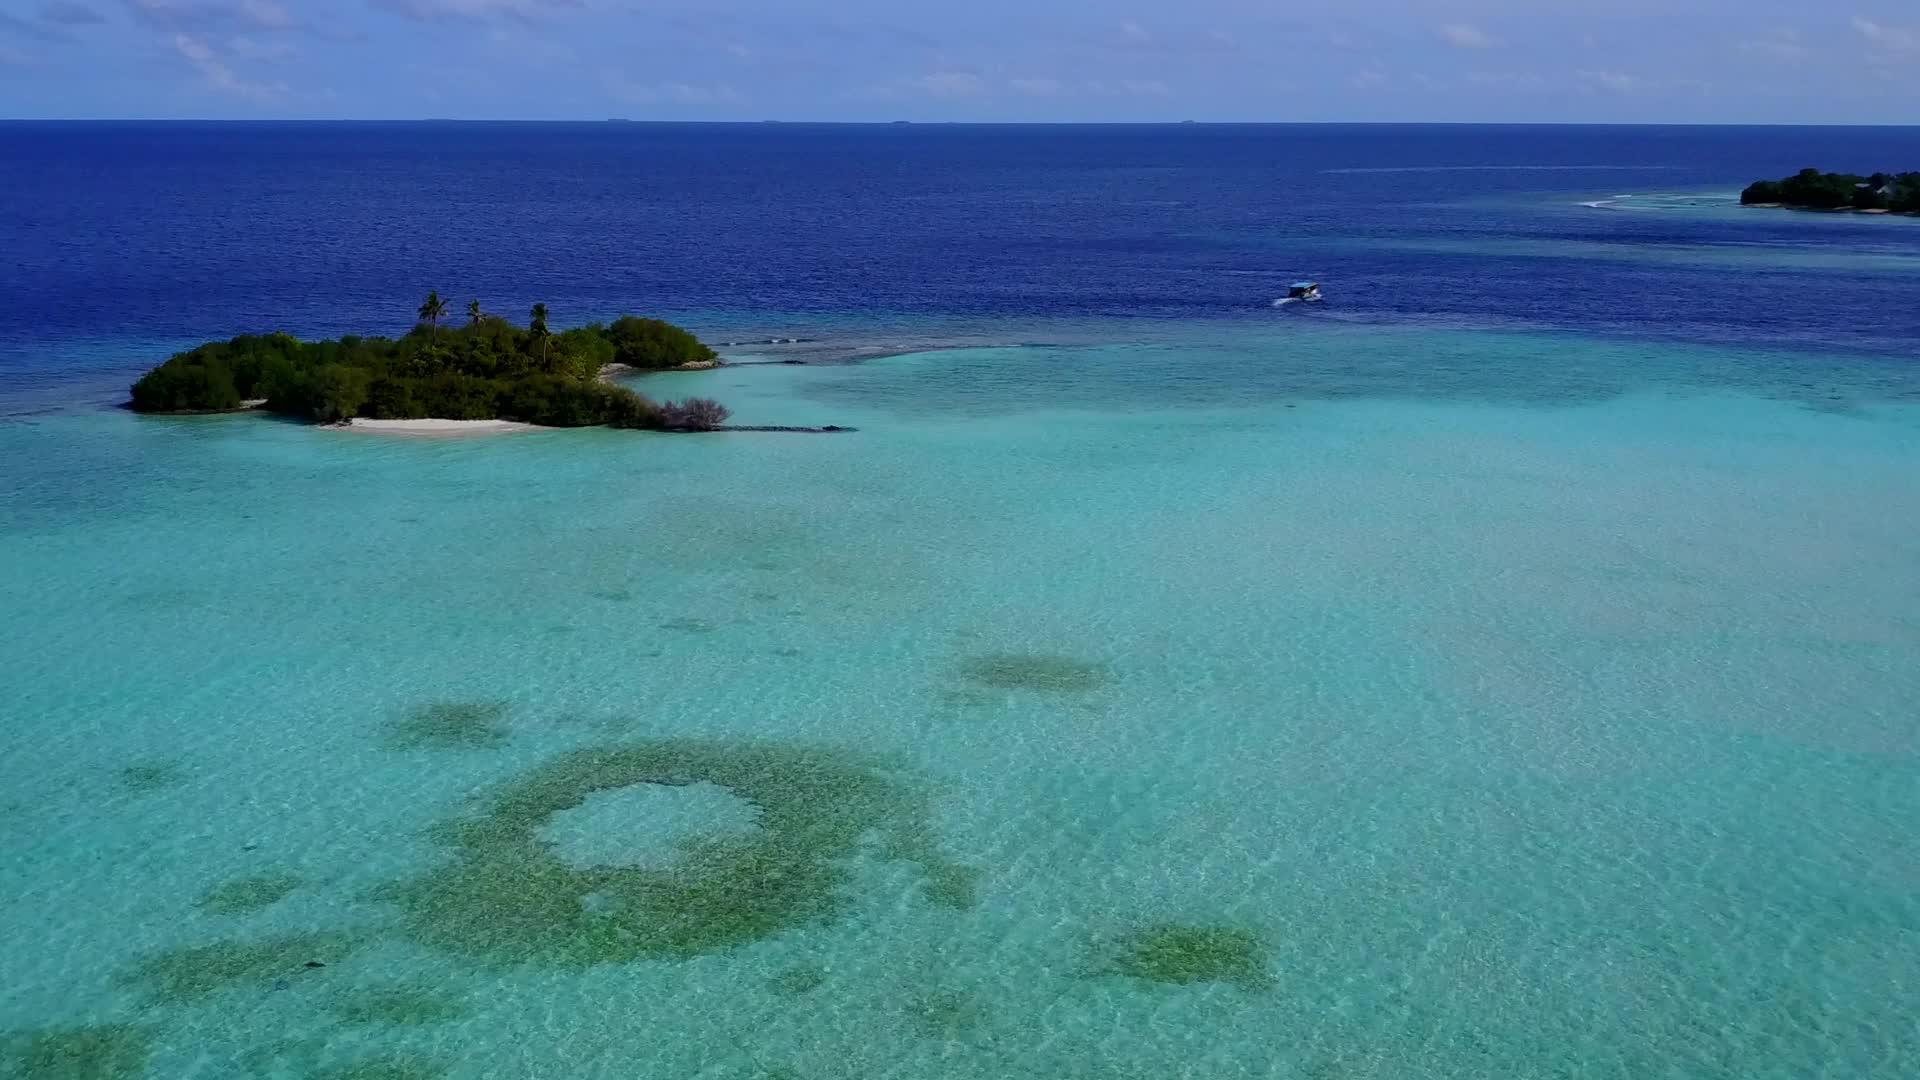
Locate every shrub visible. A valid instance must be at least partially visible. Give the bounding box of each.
[659,397,730,431]
[499,376,665,428]
[130,361,239,412]
[605,387,665,430]
[1747,168,1868,210]
[1891,173,1920,213]
[254,363,368,422]
[1780,168,1859,210]
[550,327,616,381]
[1743,169,1920,211]
[608,316,717,369]
[363,377,420,419]
[308,364,370,423]
[128,306,726,429]
[412,374,501,420]
[501,375,609,427]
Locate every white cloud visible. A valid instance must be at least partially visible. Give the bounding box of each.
[171,32,287,101]
[1009,77,1063,96]
[227,34,294,60]
[41,2,107,25]
[916,70,984,98]
[1436,23,1496,50]
[1081,78,1174,97]
[125,0,185,24]
[128,0,294,30]
[487,26,572,64]
[602,73,746,106]
[172,31,212,60]
[1737,29,1807,62]
[1852,16,1919,54]
[837,82,899,103]
[1120,21,1151,43]
[1467,70,1544,89]
[237,0,289,29]
[0,10,69,42]
[1579,69,1644,94]
[1350,67,1388,89]
[373,0,583,22]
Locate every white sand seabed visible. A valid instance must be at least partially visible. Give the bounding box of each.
[327,418,544,437]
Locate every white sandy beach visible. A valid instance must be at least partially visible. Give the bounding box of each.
[327,418,543,437]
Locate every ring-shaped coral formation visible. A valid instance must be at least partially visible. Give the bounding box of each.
[377,739,975,966]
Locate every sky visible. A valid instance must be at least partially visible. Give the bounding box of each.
[1,1,1918,123]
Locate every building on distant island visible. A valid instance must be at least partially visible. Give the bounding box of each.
[1741,169,1920,213]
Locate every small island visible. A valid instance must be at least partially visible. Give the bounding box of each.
[1741,169,1920,214]
[130,295,731,432]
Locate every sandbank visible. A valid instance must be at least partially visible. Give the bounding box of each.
[327,418,543,437]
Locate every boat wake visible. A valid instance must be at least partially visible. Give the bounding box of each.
[1271,296,1300,307]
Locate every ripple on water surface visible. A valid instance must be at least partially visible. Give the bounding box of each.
[1,352,1918,1077]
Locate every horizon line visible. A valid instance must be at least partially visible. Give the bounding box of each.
[6,118,1920,129]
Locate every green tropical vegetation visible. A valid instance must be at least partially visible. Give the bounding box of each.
[417,291,447,341]
[1740,169,1920,213]
[129,297,728,430]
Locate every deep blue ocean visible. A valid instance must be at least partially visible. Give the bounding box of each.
[3,122,1919,410]
[2,125,1919,1079]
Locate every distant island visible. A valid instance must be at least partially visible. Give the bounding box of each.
[130,296,730,431]
[1741,169,1920,214]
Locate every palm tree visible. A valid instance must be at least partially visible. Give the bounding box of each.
[529,302,551,369]
[418,291,448,342]
[467,299,484,327]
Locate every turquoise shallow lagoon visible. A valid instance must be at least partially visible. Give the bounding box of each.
[3,326,1918,1078]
